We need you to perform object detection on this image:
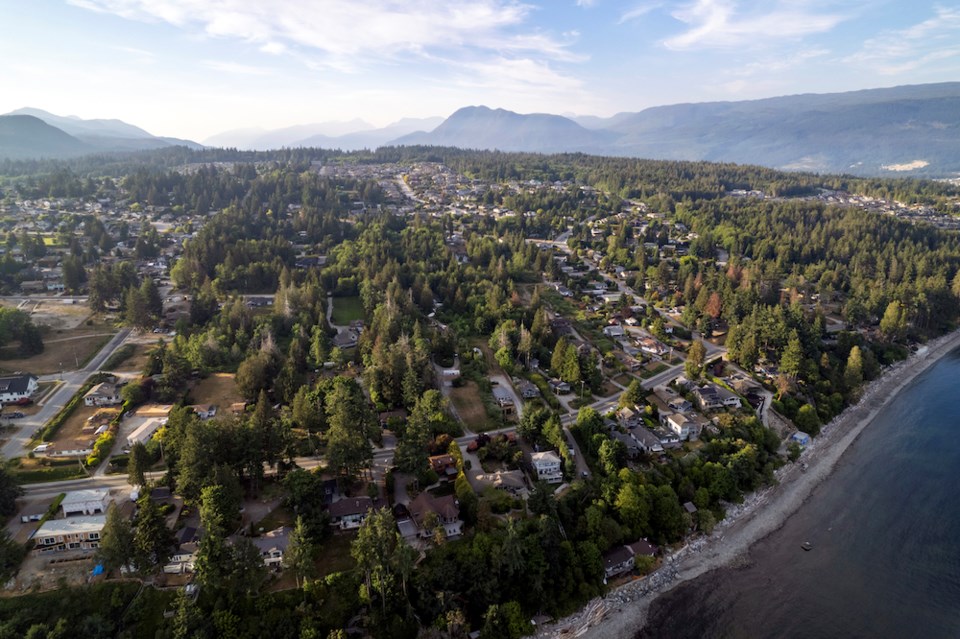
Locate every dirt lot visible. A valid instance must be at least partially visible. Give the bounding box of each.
[45,404,119,453]
[0,314,117,375]
[189,373,244,408]
[449,381,491,432]
[1,299,91,331]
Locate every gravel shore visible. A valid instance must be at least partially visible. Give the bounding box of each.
[536,329,960,639]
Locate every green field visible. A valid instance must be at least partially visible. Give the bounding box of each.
[330,296,364,325]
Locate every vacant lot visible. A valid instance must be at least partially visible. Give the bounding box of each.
[330,296,364,325]
[109,343,151,373]
[0,315,116,375]
[449,380,493,432]
[1,299,91,330]
[48,404,120,450]
[189,372,244,407]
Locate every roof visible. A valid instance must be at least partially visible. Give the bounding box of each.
[62,488,109,507]
[603,545,634,569]
[328,497,373,518]
[0,373,36,394]
[531,451,561,465]
[85,382,121,398]
[408,492,460,526]
[628,539,658,557]
[251,527,291,555]
[36,515,106,536]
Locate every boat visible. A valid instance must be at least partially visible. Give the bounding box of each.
[802,541,813,551]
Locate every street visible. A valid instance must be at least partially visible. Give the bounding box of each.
[1,328,131,460]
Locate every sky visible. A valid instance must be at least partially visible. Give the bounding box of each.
[1,0,959,142]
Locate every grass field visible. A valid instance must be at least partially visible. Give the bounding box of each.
[189,372,244,407]
[330,296,364,325]
[0,320,116,375]
[6,456,89,483]
[449,381,491,432]
[110,343,152,373]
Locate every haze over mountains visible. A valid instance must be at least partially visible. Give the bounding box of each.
[0,108,202,159]
[3,83,959,177]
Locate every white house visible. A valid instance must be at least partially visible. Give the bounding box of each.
[251,527,291,568]
[665,413,700,441]
[530,451,563,484]
[84,382,123,407]
[0,373,38,403]
[189,404,218,420]
[33,515,105,552]
[61,488,111,517]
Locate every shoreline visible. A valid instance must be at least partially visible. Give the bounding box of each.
[537,328,960,639]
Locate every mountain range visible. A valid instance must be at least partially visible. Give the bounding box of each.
[3,83,960,176]
[0,108,202,159]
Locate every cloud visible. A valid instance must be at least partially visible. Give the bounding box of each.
[619,2,664,24]
[67,0,573,69]
[202,60,273,76]
[576,0,598,7]
[846,6,960,74]
[662,0,848,51]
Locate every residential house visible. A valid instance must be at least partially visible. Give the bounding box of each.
[0,373,38,403]
[692,385,724,411]
[610,429,642,458]
[428,454,459,480]
[475,470,526,496]
[408,492,463,539]
[33,515,105,552]
[516,379,540,399]
[332,329,358,350]
[655,428,682,449]
[548,379,571,394]
[664,413,700,441]
[61,488,111,517]
[164,526,200,574]
[252,527,292,568]
[603,324,625,338]
[632,427,664,454]
[693,384,742,411]
[637,337,670,358]
[328,497,374,530]
[190,404,218,420]
[83,382,124,407]
[530,451,563,484]
[616,405,642,428]
[492,386,515,416]
[603,539,658,579]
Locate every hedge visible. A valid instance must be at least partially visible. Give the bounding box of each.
[35,374,109,443]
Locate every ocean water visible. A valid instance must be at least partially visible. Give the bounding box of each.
[638,348,960,639]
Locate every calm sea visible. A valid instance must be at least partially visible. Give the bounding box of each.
[638,348,960,639]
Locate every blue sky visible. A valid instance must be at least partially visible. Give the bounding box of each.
[1,0,958,141]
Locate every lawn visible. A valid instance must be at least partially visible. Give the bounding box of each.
[6,456,89,483]
[0,321,116,375]
[330,296,364,325]
[189,373,244,407]
[317,531,358,578]
[255,504,295,533]
[449,381,495,432]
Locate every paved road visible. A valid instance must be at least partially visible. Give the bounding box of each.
[1,328,131,460]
